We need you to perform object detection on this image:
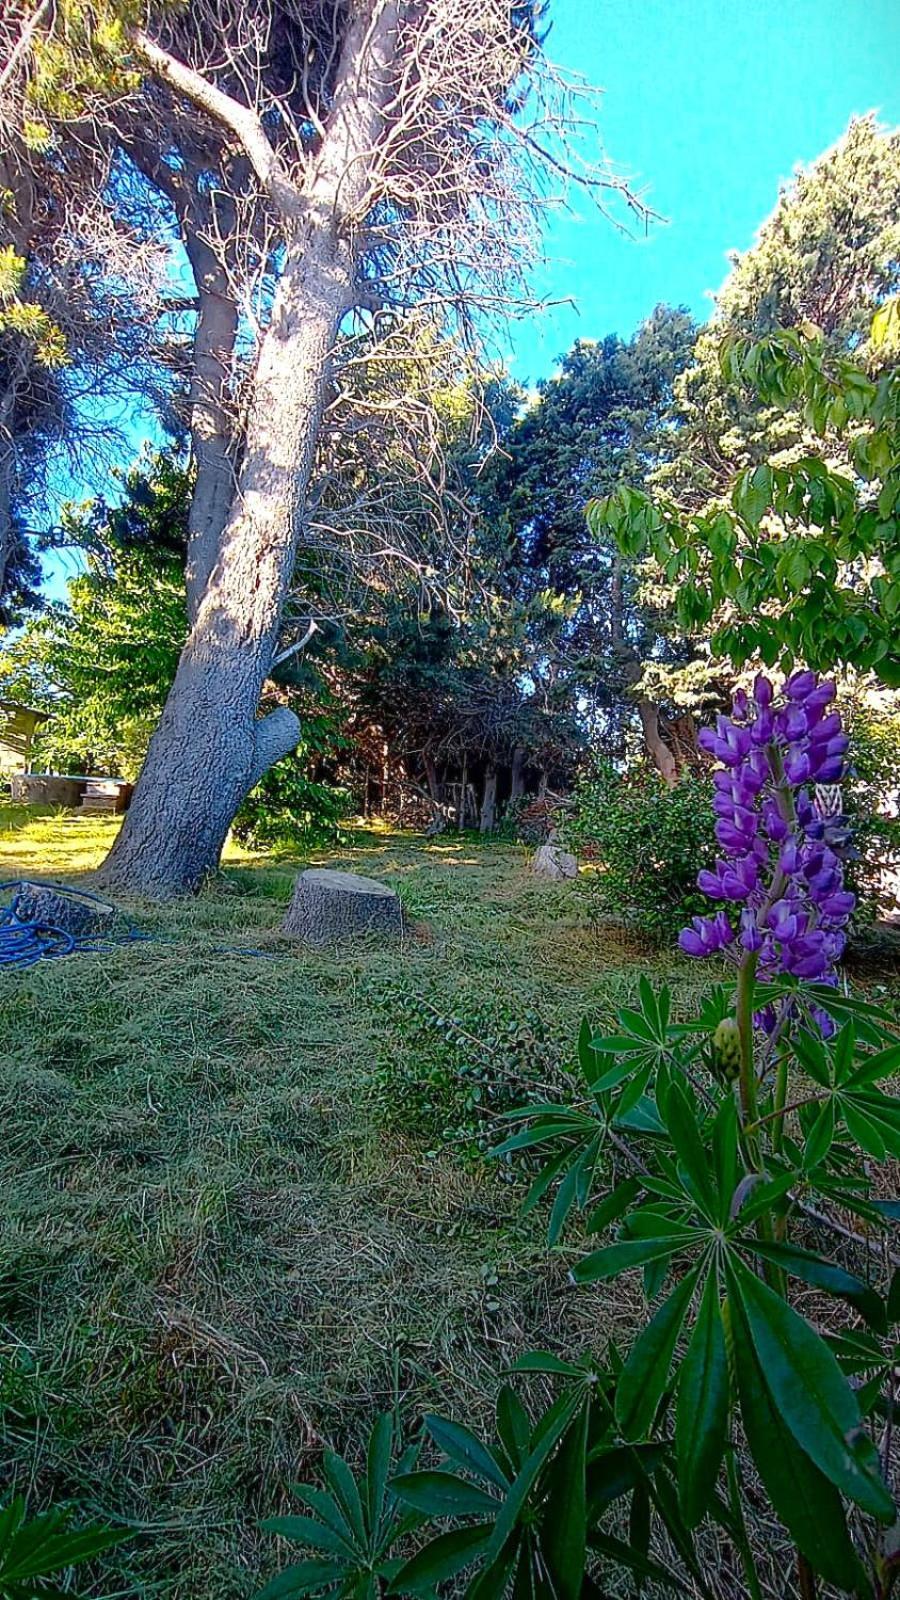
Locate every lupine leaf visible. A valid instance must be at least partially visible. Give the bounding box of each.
[675,1272,729,1527]
[729,1259,893,1520]
[616,1269,699,1440]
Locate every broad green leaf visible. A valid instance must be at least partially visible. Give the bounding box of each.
[365,1413,394,1539]
[616,1269,699,1440]
[572,1236,691,1286]
[728,1285,868,1591]
[729,1259,893,1520]
[254,1559,351,1599]
[388,1523,493,1595]
[495,1386,531,1473]
[260,1517,354,1558]
[390,1471,500,1519]
[586,1179,641,1235]
[540,1399,589,1600]
[675,1273,729,1528]
[483,1393,581,1560]
[664,1082,717,1218]
[423,1416,509,1492]
[321,1451,366,1546]
[803,1096,835,1168]
[507,1351,589,1379]
[745,1240,885,1330]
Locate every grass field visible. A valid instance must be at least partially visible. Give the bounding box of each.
[0,807,719,1599]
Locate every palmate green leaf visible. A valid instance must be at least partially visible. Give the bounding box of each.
[0,1501,129,1588]
[585,1444,669,1521]
[728,1287,868,1593]
[728,1259,894,1522]
[840,1089,900,1159]
[388,1523,493,1595]
[675,1273,729,1529]
[481,1392,582,1562]
[540,1398,589,1600]
[616,1269,700,1441]
[845,1041,900,1089]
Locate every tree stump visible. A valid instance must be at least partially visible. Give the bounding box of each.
[531,844,578,881]
[281,868,403,946]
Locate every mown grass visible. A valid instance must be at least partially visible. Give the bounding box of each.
[0,809,713,1598]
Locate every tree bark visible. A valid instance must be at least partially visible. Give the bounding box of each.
[181,216,240,621]
[509,744,526,805]
[637,697,678,787]
[127,143,241,623]
[100,0,400,895]
[480,761,497,834]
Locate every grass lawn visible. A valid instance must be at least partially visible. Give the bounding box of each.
[0,808,732,1597]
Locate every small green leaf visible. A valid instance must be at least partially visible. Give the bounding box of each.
[390,1471,500,1519]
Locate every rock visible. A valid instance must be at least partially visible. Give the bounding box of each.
[281,868,403,946]
[531,844,578,881]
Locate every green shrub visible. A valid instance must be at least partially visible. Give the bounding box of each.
[844,703,900,923]
[565,761,716,942]
[232,751,350,851]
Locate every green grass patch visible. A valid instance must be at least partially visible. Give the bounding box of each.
[0,809,708,1599]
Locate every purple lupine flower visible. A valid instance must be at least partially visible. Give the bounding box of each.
[682,672,854,1035]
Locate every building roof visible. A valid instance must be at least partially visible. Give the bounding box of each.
[0,699,49,756]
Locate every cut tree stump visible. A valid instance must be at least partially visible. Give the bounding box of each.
[281,868,403,946]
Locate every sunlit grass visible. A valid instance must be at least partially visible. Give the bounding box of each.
[0,804,702,1600]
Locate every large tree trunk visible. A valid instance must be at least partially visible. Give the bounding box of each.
[480,761,498,834]
[99,238,346,894]
[100,0,399,896]
[181,220,240,622]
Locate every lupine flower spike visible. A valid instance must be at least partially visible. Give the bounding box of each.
[680,672,853,1035]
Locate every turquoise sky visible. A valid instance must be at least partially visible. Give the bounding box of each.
[508,0,900,379]
[44,0,899,594]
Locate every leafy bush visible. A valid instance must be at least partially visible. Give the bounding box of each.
[565,761,715,941]
[845,702,900,922]
[233,711,351,851]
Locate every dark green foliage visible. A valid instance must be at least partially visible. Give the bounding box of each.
[1,455,188,776]
[565,762,716,941]
[232,709,351,852]
[0,1497,128,1600]
[476,306,698,743]
[369,979,559,1158]
[844,702,900,923]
